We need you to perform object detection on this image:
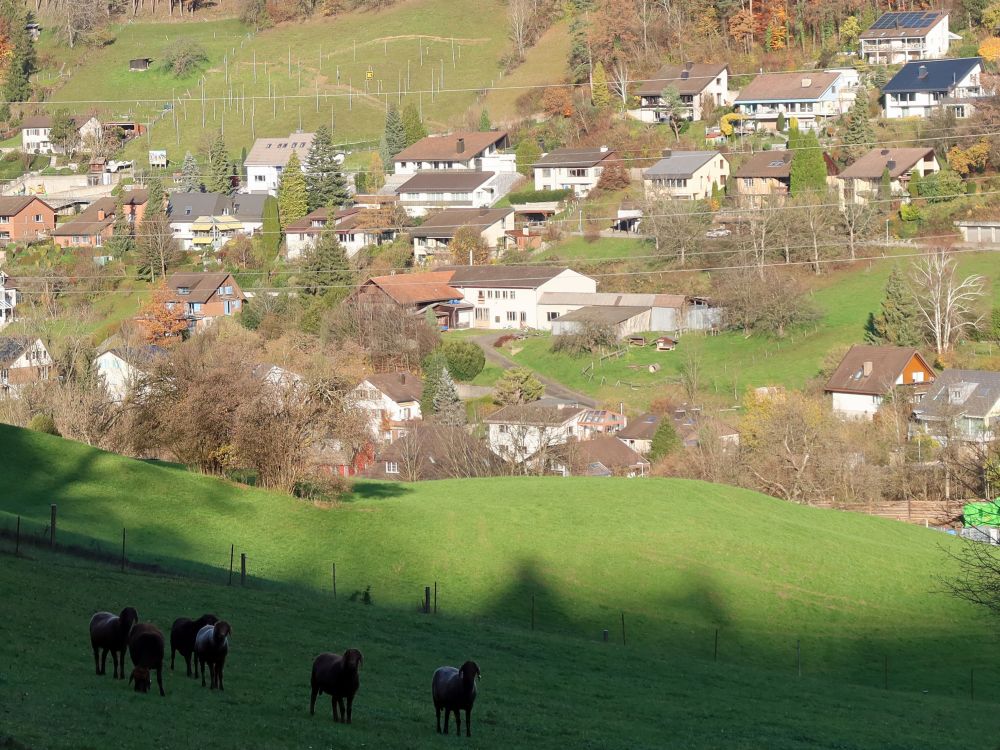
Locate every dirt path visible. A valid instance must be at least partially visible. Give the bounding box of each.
[471,333,598,407]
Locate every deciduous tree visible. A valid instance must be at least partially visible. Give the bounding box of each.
[909,249,986,355]
[136,282,188,345]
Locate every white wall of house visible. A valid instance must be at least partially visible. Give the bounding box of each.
[413,216,513,264]
[455,269,598,330]
[1,338,52,393]
[643,158,730,201]
[534,163,605,197]
[398,181,497,217]
[883,65,983,119]
[246,165,283,196]
[22,118,102,155]
[486,415,582,462]
[839,155,940,204]
[94,351,143,402]
[351,381,422,442]
[394,144,516,176]
[861,17,951,64]
[831,391,884,420]
[0,278,16,330]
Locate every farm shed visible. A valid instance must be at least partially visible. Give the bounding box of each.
[129,58,152,72]
[955,220,1000,244]
[551,306,651,339]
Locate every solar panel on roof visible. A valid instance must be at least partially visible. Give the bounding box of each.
[768,160,785,167]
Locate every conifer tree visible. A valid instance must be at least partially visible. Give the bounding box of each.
[478,109,491,131]
[843,87,875,157]
[789,129,828,195]
[145,177,165,218]
[105,193,135,259]
[300,231,353,298]
[180,151,201,192]
[378,105,405,170]
[421,350,447,416]
[305,126,350,211]
[515,139,542,176]
[649,418,681,461]
[1,3,35,107]
[866,266,922,347]
[277,150,308,230]
[205,131,231,193]
[432,368,465,425]
[592,61,612,110]
[401,102,427,147]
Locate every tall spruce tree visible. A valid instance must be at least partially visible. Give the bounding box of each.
[300,231,353,298]
[592,61,612,110]
[401,102,427,147]
[866,266,922,346]
[433,368,465,425]
[180,151,201,192]
[2,3,35,107]
[305,126,350,211]
[421,350,447,416]
[478,109,491,131]
[843,87,875,157]
[105,193,135,259]
[205,131,231,193]
[145,177,165,218]
[789,128,828,195]
[378,105,405,170]
[277,150,308,229]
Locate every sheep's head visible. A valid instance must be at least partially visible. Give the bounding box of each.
[214,620,232,643]
[119,607,139,633]
[459,661,481,683]
[198,613,220,629]
[343,648,364,671]
[129,667,151,693]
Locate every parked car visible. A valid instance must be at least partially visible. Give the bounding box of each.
[705,228,731,238]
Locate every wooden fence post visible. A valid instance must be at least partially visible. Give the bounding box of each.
[620,612,627,646]
[332,563,337,598]
[423,586,431,614]
[49,504,56,547]
[228,544,234,586]
[121,528,126,573]
[240,553,247,586]
[433,581,437,614]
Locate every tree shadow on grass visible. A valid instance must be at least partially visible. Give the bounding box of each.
[347,481,413,501]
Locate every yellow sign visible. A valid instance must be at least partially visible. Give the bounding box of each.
[365,67,374,80]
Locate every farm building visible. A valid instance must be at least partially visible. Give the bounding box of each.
[129,58,152,71]
[551,306,652,339]
[540,292,720,334]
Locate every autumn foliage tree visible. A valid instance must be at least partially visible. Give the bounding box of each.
[541,87,574,118]
[136,283,188,346]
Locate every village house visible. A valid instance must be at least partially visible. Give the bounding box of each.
[190,215,245,252]
[617,413,660,454]
[351,371,423,444]
[392,131,515,176]
[395,170,506,217]
[733,150,838,208]
[642,149,729,201]
[409,207,514,265]
[485,402,586,463]
[0,272,17,329]
[548,434,650,477]
[167,192,270,249]
[93,340,163,402]
[51,189,149,249]
[165,272,246,333]
[911,369,1000,444]
[349,272,472,330]
[0,196,56,243]
[838,147,940,204]
[632,62,730,123]
[824,344,935,419]
[881,58,986,119]
[362,424,497,481]
[20,114,102,154]
[578,408,627,439]
[285,206,399,260]
[860,11,957,65]
[532,146,617,198]
[447,266,598,330]
[243,131,315,195]
[0,336,53,394]
[734,70,856,131]
[551,306,652,339]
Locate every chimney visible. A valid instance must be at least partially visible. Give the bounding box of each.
[886,159,896,171]
[400,373,406,384]
[918,65,928,79]
[685,60,694,71]
[680,70,690,80]
[863,361,873,377]
[880,148,890,156]
[663,148,672,159]
[97,209,106,221]
[456,137,465,154]
[801,77,812,88]
[599,145,609,153]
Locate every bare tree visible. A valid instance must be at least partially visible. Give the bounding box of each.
[609,55,631,110]
[642,197,709,266]
[839,198,878,262]
[508,0,532,60]
[62,0,106,47]
[787,192,836,274]
[909,249,985,355]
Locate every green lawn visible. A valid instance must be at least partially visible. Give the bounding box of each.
[537,235,652,262]
[0,424,997,704]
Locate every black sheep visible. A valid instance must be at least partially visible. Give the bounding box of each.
[194,620,231,691]
[128,622,166,697]
[309,649,364,723]
[89,607,139,679]
[432,661,481,737]
[170,614,219,677]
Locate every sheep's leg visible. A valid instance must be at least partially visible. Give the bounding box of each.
[455,709,461,737]
[99,647,109,676]
[443,707,450,735]
[92,645,101,675]
[185,652,193,678]
[346,696,353,724]
[200,659,207,687]
[337,698,346,722]
[170,647,175,671]
[465,709,472,737]
[156,666,165,697]
[210,663,217,690]
[310,683,318,715]
[436,707,442,734]
[331,695,339,722]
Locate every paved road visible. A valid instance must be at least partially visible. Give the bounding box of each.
[471,333,598,408]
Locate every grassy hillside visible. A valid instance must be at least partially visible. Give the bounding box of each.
[33,0,513,165]
[0,424,996,703]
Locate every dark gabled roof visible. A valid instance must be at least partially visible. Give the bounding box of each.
[394,131,509,162]
[643,151,720,179]
[636,63,729,97]
[839,148,936,180]
[396,171,495,193]
[229,193,269,221]
[618,413,661,440]
[533,147,616,169]
[167,192,230,220]
[550,435,650,472]
[860,10,947,40]
[734,150,793,179]
[736,71,841,102]
[363,371,422,404]
[408,207,513,239]
[50,197,116,237]
[485,403,586,426]
[166,272,239,304]
[555,305,649,326]
[882,58,982,94]
[0,336,35,366]
[446,265,573,289]
[824,344,934,395]
[0,196,51,216]
[914,369,1000,420]
[363,272,462,306]
[20,114,96,130]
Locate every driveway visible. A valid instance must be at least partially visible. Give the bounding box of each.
[471,333,598,408]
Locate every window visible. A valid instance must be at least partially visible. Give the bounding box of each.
[541,168,551,177]
[894,92,915,103]
[184,207,192,215]
[912,370,924,383]
[254,174,266,182]
[547,311,558,321]
[33,214,42,223]
[742,178,753,187]
[401,407,411,420]
[475,308,489,321]
[520,311,527,322]
[385,461,399,474]
[506,311,517,322]
[568,168,588,178]
[178,287,190,295]
[0,216,9,223]
[223,285,233,296]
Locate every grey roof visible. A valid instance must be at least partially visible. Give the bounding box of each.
[915,369,1000,420]
[485,403,586,426]
[409,207,513,239]
[396,171,495,193]
[636,63,729,97]
[882,58,982,94]
[364,371,422,404]
[618,413,661,440]
[167,192,229,220]
[229,193,269,221]
[644,151,721,179]
[0,336,36,366]
[244,132,315,167]
[554,305,649,325]
[446,265,574,289]
[533,147,616,169]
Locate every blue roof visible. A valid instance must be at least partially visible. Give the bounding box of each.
[882,58,982,93]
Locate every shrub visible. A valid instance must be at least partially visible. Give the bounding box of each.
[493,334,517,348]
[550,322,617,357]
[505,187,572,204]
[28,413,60,436]
[442,340,485,381]
[899,203,921,222]
[163,40,209,77]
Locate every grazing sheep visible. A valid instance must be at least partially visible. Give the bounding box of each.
[432,661,481,737]
[127,623,165,697]
[194,620,231,691]
[309,649,364,723]
[89,607,139,679]
[170,614,219,678]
